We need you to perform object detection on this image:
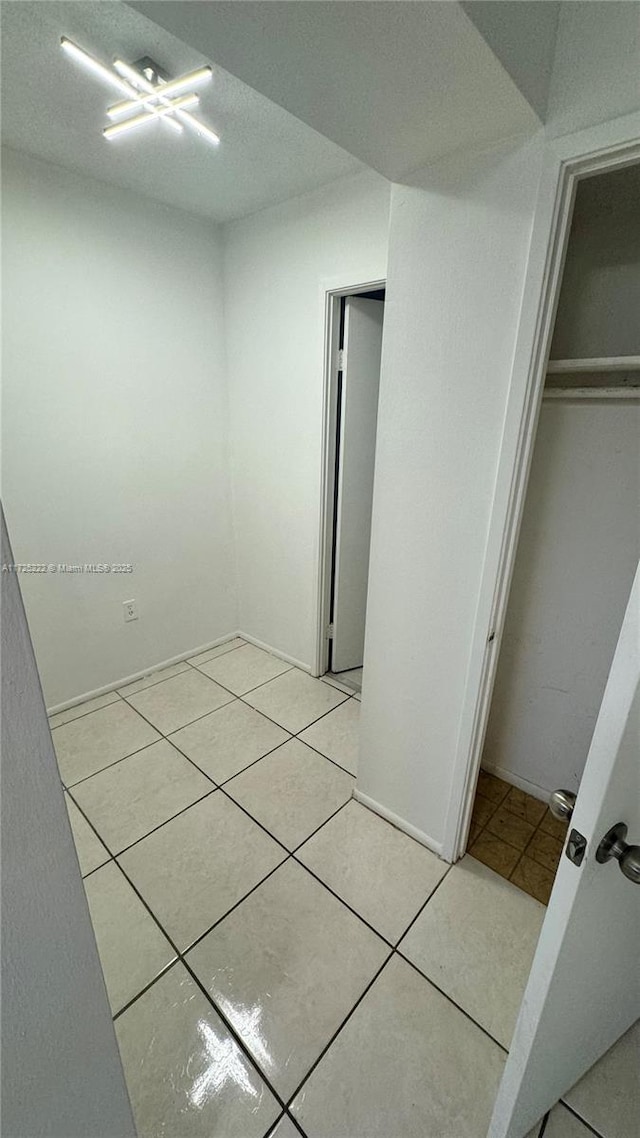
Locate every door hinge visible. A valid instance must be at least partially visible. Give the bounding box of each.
[337,350,344,372]
[326,623,334,639]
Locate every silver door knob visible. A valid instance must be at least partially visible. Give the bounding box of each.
[549,789,577,822]
[596,823,640,883]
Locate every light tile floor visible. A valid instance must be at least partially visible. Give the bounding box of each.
[326,667,363,694]
[53,639,636,1138]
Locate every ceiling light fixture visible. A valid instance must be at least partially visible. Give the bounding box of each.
[112,57,220,146]
[103,93,199,140]
[60,36,219,147]
[61,37,182,134]
[107,65,213,118]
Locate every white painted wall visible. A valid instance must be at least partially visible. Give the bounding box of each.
[546,1,640,138]
[223,171,390,667]
[1,511,135,1137]
[462,0,560,121]
[357,133,546,850]
[551,163,640,360]
[2,147,237,707]
[483,398,640,799]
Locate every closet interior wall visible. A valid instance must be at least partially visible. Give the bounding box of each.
[481,163,640,801]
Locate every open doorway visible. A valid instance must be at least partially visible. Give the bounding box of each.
[316,283,386,694]
[465,161,640,902]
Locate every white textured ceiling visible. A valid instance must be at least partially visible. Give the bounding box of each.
[132,1,542,181]
[0,1,365,223]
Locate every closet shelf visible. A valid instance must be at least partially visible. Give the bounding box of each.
[547,356,640,374]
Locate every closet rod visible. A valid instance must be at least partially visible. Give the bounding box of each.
[547,355,640,374]
[543,388,640,401]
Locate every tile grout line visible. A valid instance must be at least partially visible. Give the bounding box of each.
[391,861,454,946]
[117,659,351,754]
[69,668,356,858]
[82,775,513,1116]
[179,954,289,1114]
[560,1102,608,1138]
[101,847,290,1111]
[471,782,566,902]
[60,648,522,1115]
[58,649,356,794]
[62,734,164,790]
[538,1111,550,1138]
[49,692,124,730]
[396,950,508,1055]
[48,639,249,725]
[90,785,365,1125]
[282,951,395,1111]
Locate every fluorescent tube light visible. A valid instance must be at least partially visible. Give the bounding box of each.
[107,66,212,119]
[114,59,220,146]
[103,93,199,139]
[62,36,182,133]
[176,110,221,146]
[61,37,134,97]
[61,37,219,149]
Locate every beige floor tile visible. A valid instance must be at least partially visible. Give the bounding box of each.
[188,860,387,1099]
[124,669,234,734]
[399,855,545,1048]
[269,1117,300,1138]
[472,795,498,828]
[539,809,569,841]
[119,793,286,951]
[169,701,290,784]
[188,638,246,667]
[243,669,348,733]
[72,739,213,854]
[196,644,292,696]
[563,1019,639,1138]
[486,804,536,850]
[52,701,160,786]
[65,794,109,876]
[299,699,360,775]
[544,1105,597,1138]
[332,667,363,692]
[225,739,354,850]
[83,863,175,1014]
[116,963,279,1138]
[511,855,555,905]
[48,690,121,729]
[470,831,521,877]
[297,800,448,943]
[321,675,355,696]
[502,786,547,826]
[117,661,190,697]
[526,828,564,872]
[291,955,505,1138]
[476,770,512,804]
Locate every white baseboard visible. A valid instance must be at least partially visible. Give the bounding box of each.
[237,631,311,674]
[481,761,550,804]
[353,788,445,860]
[46,632,242,715]
[47,630,312,715]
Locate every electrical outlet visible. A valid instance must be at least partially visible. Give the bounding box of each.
[123,599,138,623]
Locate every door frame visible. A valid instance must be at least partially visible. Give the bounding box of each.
[314,276,386,678]
[443,111,640,863]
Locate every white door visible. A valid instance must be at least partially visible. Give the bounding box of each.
[1,510,135,1135]
[489,562,640,1138]
[331,296,384,673]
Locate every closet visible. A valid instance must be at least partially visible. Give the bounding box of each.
[468,162,640,901]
